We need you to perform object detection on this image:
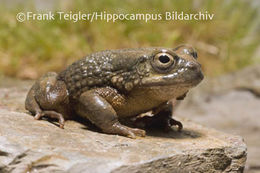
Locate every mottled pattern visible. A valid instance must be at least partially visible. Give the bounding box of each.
[94,87,126,109]
[58,49,151,98]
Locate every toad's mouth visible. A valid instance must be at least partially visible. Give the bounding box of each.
[140,69,204,87]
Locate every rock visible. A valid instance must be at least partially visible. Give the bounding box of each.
[176,90,260,172]
[0,81,247,173]
[211,64,260,97]
[174,65,260,172]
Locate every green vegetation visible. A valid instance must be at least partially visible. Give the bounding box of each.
[0,0,259,79]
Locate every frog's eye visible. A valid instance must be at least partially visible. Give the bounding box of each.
[152,52,176,72]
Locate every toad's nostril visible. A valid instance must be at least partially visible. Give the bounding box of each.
[186,62,199,71]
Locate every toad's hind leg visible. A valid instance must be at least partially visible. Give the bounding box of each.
[34,111,65,128]
[25,87,65,128]
[25,85,42,117]
[75,90,146,138]
[25,72,66,128]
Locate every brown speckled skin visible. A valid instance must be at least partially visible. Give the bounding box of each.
[25,45,203,138]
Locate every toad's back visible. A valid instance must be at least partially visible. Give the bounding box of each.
[58,50,115,98]
[57,48,157,98]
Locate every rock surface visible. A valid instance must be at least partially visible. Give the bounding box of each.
[0,80,247,173]
[175,64,260,172]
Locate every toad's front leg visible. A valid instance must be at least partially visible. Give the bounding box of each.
[135,100,183,132]
[75,89,146,138]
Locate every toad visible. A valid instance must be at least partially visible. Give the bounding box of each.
[25,45,203,138]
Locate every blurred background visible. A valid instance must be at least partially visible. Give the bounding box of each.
[0,0,259,172]
[0,0,259,79]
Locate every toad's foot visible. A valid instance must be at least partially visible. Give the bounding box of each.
[135,114,183,132]
[169,118,183,132]
[134,101,183,132]
[34,111,65,129]
[111,122,145,138]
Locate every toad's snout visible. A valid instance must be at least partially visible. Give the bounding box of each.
[186,61,204,81]
[186,61,200,71]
